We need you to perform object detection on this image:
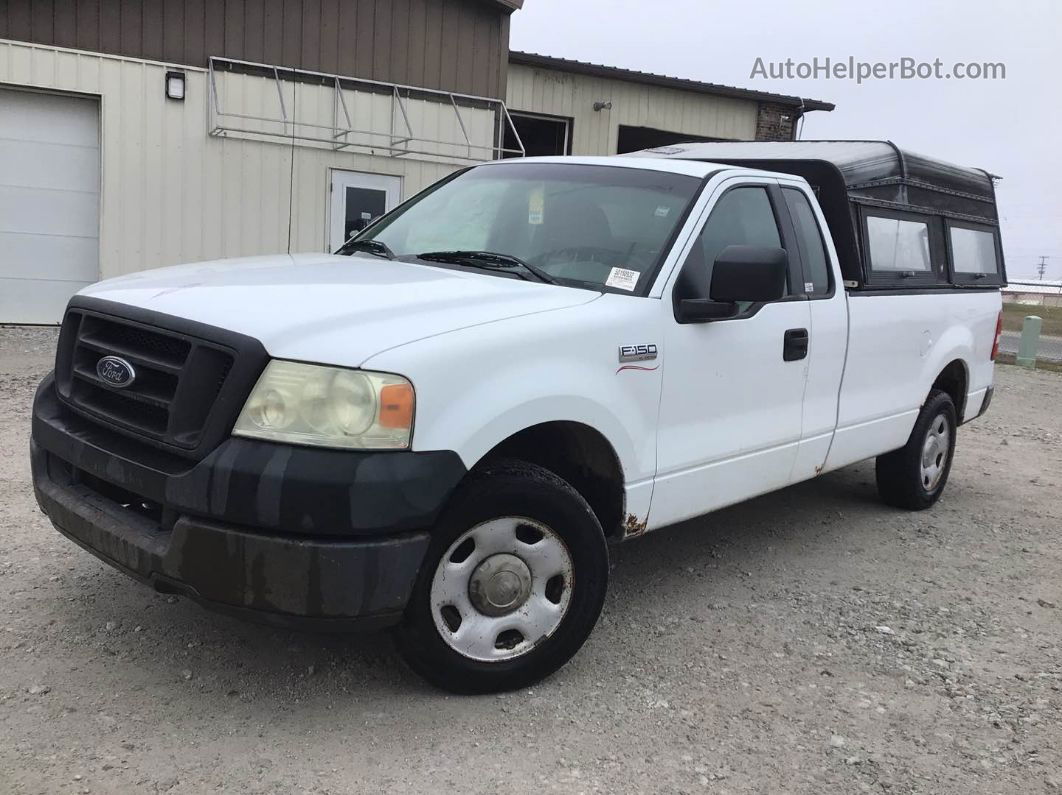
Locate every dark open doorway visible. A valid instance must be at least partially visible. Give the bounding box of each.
[616,125,728,154]
[504,112,573,157]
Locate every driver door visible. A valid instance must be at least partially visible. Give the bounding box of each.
[649,178,811,528]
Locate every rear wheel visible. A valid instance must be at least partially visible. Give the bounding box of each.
[875,390,957,510]
[395,460,608,694]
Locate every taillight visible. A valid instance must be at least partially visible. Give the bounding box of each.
[991,311,1003,360]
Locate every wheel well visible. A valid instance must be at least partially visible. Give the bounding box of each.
[932,360,968,421]
[478,422,625,538]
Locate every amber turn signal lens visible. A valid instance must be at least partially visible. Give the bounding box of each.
[378,383,414,429]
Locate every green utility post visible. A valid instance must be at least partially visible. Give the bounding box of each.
[1016,315,1042,369]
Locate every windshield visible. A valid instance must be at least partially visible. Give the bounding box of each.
[344,162,703,294]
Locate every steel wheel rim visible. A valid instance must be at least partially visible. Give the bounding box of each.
[920,412,951,491]
[430,517,574,662]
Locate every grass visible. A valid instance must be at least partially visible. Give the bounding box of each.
[1002,302,1062,337]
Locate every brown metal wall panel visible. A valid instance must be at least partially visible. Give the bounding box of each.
[76,0,100,51]
[241,0,264,63]
[389,0,410,86]
[318,0,340,76]
[2,0,512,98]
[119,0,142,58]
[162,0,184,63]
[496,12,508,98]
[140,0,164,61]
[422,0,443,91]
[353,0,374,81]
[406,0,428,89]
[336,0,358,77]
[5,4,34,41]
[30,0,53,42]
[183,0,205,67]
[438,1,458,92]
[98,4,121,54]
[456,3,477,94]
[261,0,285,66]
[300,0,321,71]
[203,0,226,61]
[372,0,391,81]
[280,0,302,68]
[53,2,79,48]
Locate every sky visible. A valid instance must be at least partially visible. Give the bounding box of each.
[509,0,1061,281]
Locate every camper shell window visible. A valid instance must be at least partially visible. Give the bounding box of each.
[946,220,1004,286]
[859,207,947,286]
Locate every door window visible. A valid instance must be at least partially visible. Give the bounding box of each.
[682,186,784,306]
[783,188,832,296]
[329,171,401,251]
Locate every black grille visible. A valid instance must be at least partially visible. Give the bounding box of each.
[54,307,251,457]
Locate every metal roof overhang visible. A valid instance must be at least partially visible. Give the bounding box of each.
[508,51,835,112]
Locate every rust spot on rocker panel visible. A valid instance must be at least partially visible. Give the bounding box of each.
[622,512,649,538]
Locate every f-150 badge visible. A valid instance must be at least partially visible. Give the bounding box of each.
[618,344,658,363]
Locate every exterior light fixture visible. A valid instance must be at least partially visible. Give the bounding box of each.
[593,101,612,112]
[165,70,186,101]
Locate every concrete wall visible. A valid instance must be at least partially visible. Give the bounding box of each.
[505,62,759,154]
[0,39,493,279]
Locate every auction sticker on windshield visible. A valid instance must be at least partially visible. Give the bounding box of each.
[605,267,640,291]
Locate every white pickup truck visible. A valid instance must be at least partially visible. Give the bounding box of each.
[31,141,1005,693]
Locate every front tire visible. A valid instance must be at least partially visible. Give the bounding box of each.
[394,459,608,694]
[875,389,958,510]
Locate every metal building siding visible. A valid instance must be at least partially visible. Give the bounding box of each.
[0,40,464,280]
[1,0,511,98]
[505,63,759,154]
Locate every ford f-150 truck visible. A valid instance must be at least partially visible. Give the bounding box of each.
[31,141,1006,693]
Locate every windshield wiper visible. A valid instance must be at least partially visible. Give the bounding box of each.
[416,250,559,285]
[337,238,396,259]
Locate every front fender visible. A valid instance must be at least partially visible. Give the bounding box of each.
[363,297,665,520]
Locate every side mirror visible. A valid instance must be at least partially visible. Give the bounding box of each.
[676,298,739,323]
[709,245,788,303]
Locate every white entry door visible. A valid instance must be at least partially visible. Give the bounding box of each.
[328,170,402,251]
[0,88,100,324]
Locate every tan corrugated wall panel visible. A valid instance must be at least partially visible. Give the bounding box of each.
[506,63,758,154]
[0,40,476,280]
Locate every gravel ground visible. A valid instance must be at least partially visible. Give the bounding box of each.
[1,325,1060,794]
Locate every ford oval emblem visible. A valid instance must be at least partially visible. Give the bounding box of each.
[96,355,137,388]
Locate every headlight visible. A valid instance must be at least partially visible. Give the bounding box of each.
[232,361,414,450]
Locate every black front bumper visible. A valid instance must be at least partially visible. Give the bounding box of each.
[31,375,467,630]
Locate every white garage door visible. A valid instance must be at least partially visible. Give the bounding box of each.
[0,88,100,324]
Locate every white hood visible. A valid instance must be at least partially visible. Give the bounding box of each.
[79,253,600,367]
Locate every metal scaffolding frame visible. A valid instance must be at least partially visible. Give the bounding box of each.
[207,56,525,161]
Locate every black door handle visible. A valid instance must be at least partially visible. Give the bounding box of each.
[783,328,809,361]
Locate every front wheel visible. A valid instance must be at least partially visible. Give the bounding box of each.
[875,389,958,510]
[394,460,608,694]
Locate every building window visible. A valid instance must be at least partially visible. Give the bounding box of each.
[503,112,572,157]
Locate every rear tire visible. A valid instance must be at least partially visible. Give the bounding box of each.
[875,390,957,510]
[394,459,608,694]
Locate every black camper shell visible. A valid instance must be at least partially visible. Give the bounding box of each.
[632,141,1006,290]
